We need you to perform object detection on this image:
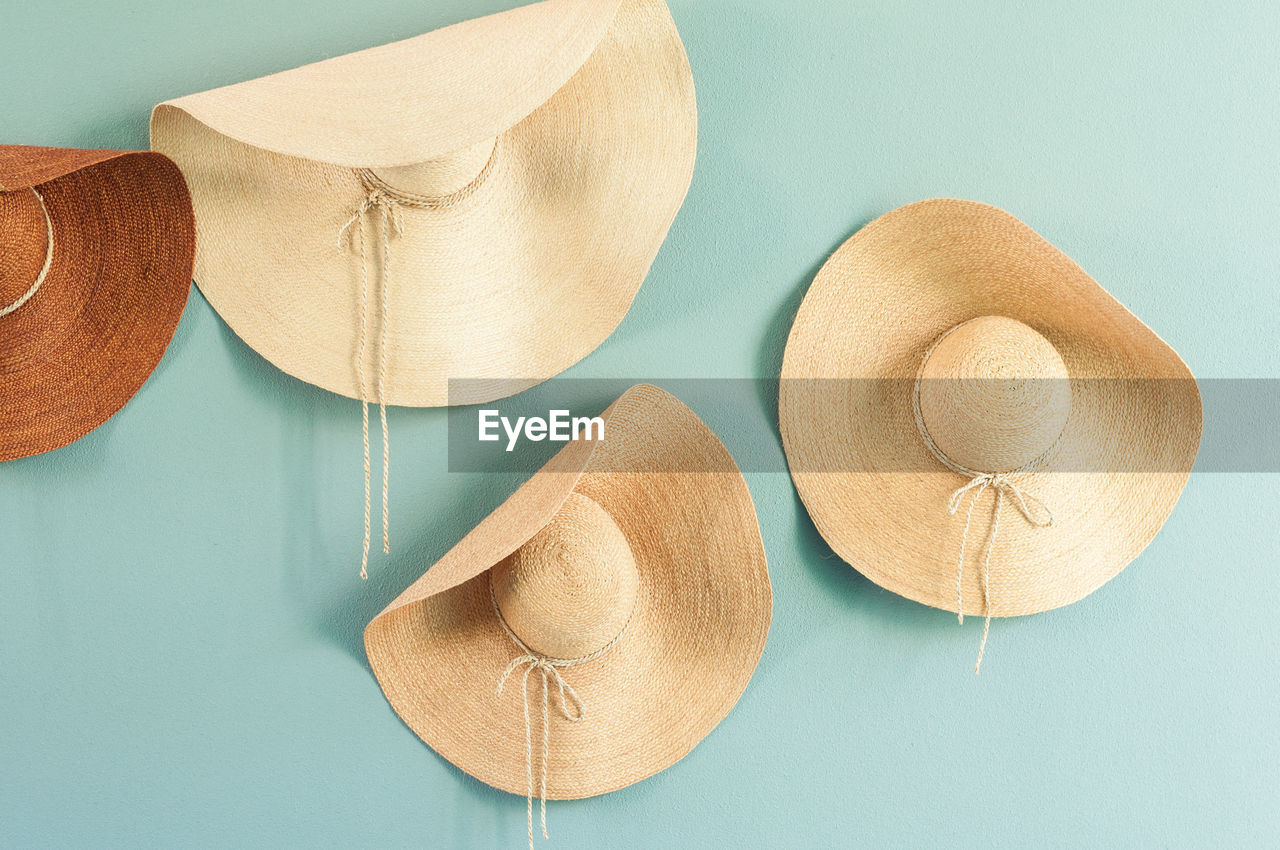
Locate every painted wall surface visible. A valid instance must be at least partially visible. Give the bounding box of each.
[1,1,1277,846]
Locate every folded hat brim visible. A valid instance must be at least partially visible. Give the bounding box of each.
[0,149,194,461]
[152,0,624,169]
[364,385,772,798]
[780,199,1202,617]
[151,0,696,407]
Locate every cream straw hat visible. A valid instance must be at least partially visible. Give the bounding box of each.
[150,0,696,576]
[365,385,771,848]
[780,199,1201,671]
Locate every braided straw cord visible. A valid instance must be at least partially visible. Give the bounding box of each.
[354,136,499,210]
[338,141,501,578]
[0,188,53,318]
[912,320,1060,673]
[489,575,631,850]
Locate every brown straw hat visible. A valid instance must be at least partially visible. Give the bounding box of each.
[365,385,770,847]
[780,199,1201,671]
[0,146,194,461]
[151,0,696,576]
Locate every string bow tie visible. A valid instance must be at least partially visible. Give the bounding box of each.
[911,326,1063,673]
[489,576,629,850]
[495,652,587,850]
[946,471,1054,673]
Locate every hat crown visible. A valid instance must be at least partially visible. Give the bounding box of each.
[917,315,1071,473]
[492,492,638,660]
[0,189,49,314]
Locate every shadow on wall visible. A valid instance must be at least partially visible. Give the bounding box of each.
[208,315,535,668]
[210,309,548,814]
[751,227,866,427]
[755,218,968,643]
[67,110,151,152]
[617,0,843,335]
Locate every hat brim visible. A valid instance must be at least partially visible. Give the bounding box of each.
[364,385,772,798]
[0,148,194,461]
[150,0,696,407]
[780,199,1202,617]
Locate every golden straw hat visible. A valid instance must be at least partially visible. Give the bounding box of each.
[365,385,770,846]
[780,199,1201,671]
[1,146,194,461]
[150,0,696,576]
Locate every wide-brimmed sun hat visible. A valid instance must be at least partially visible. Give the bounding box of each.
[780,199,1201,671]
[0,146,194,461]
[365,385,770,848]
[151,0,697,576]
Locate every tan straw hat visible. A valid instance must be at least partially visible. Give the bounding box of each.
[151,0,696,575]
[365,385,770,847]
[1,146,194,461]
[780,199,1201,671]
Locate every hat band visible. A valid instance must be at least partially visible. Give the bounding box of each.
[911,322,1060,673]
[338,140,502,580]
[0,188,54,319]
[488,572,631,850]
[355,135,500,209]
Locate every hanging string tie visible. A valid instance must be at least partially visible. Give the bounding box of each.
[0,187,54,318]
[338,189,402,580]
[489,575,630,850]
[912,326,1063,674]
[337,139,502,579]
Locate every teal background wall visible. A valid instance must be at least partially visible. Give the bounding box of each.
[2,0,1277,846]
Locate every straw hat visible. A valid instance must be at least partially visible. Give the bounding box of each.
[151,0,696,576]
[365,385,770,845]
[0,146,194,462]
[149,0,696,406]
[780,199,1201,670]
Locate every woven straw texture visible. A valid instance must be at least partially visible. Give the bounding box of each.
[0,146,194,461]
[365,384,771,798]
[780,199,1202,617]
[150,0,696,407]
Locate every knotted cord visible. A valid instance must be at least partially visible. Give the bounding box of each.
[337,140,501,578]
[489,574,630,849]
